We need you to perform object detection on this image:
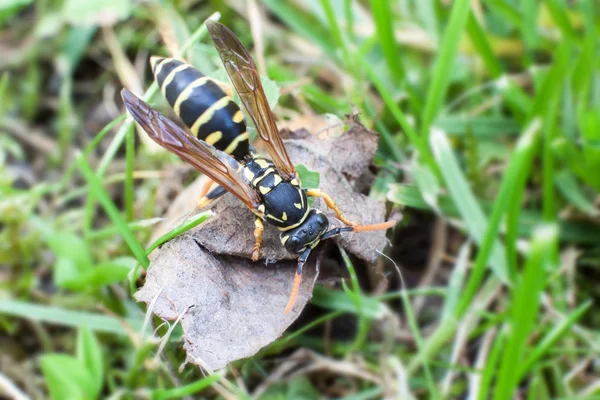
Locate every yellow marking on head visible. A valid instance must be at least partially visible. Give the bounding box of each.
[281,235,290,245]
[151,56,171,76]
[233,110,244,123]
[273,175,282,186]
[282,212,287,221]
[259,186,271,195]
[205,131,223,145]
[161,64,189,96]
[258,204,265,213]
[255,159,270,168]
[244,167,255,182]
[294,203,302,209]
[173,76,210,116]
[224,132,249,155]
[267,214,284,223]
[291,178,299,186]
[190,96,232,135]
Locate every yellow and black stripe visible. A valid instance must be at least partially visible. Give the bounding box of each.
[150,56,250,161]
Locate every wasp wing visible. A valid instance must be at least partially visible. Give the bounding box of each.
[121,89,263,215]
[206,20,296,181]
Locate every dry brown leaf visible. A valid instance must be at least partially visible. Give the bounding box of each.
[135,121,393,370]
[135,238,317,370]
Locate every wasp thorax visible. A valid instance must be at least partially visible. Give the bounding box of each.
[281,210,329,254]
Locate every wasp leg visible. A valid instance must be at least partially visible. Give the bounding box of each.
[197,185,227,209]
[306,189,357,227]
[284,247,312,314]
[251,217,264,262]
[199,179,215,198]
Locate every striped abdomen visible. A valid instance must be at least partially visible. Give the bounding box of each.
[150,56,250,160]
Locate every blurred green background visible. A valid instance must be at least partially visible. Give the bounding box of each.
[1,0,599,398]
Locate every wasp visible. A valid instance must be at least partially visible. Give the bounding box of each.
[121,20,394,313]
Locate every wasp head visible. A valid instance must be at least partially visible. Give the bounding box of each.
[280,209,329,254]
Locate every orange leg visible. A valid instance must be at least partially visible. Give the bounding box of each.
[199,179,214,198]
[306,189,396,232]
[251,217,264,262]
[284,270,302,314]
[306,189,357,227]
[284,247,311,314]
[197,179,215,208]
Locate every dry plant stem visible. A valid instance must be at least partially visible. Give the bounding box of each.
[0,372,29,400]
[286,349,383,385]
[467,327,497,399]
[247,0,266,76]
[380,314,404,398]
[1,118,58,154]
[414,218,447,314]
[564,357,593,385]
[152,3,180,57]
[442,277,504,395]
[251,350,312,398]
[102,27,143,96]
[227,365,248,396]
[99,305,143,348]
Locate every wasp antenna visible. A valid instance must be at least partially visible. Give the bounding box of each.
[352,220,396,233]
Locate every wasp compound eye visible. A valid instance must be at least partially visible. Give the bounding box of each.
[282,235,304,253]
[316,212,328,229]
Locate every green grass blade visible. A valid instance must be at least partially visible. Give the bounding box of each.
[152,374,222,400]
[370,0,406,83]
[429,128,508,282]
[486,0,523,29]
[421,0,471,139]
[355,52,434,168]
[124,124,135,221]
[517,300,592,380]
[493,225,558,400]
[414,0,439,45]
[555,170,599,216]
[405,120,542,374]
[476,329,504,400]
[77,154,149,268]
[455,118,542,315]
[544,0,577,42]
[0,72,9,115]
[0,300,142,335]
[465,13,503,77]
[145,211,212,256]
[262,0,336,55]
[320,0,350,64]
[519,0,539,51]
